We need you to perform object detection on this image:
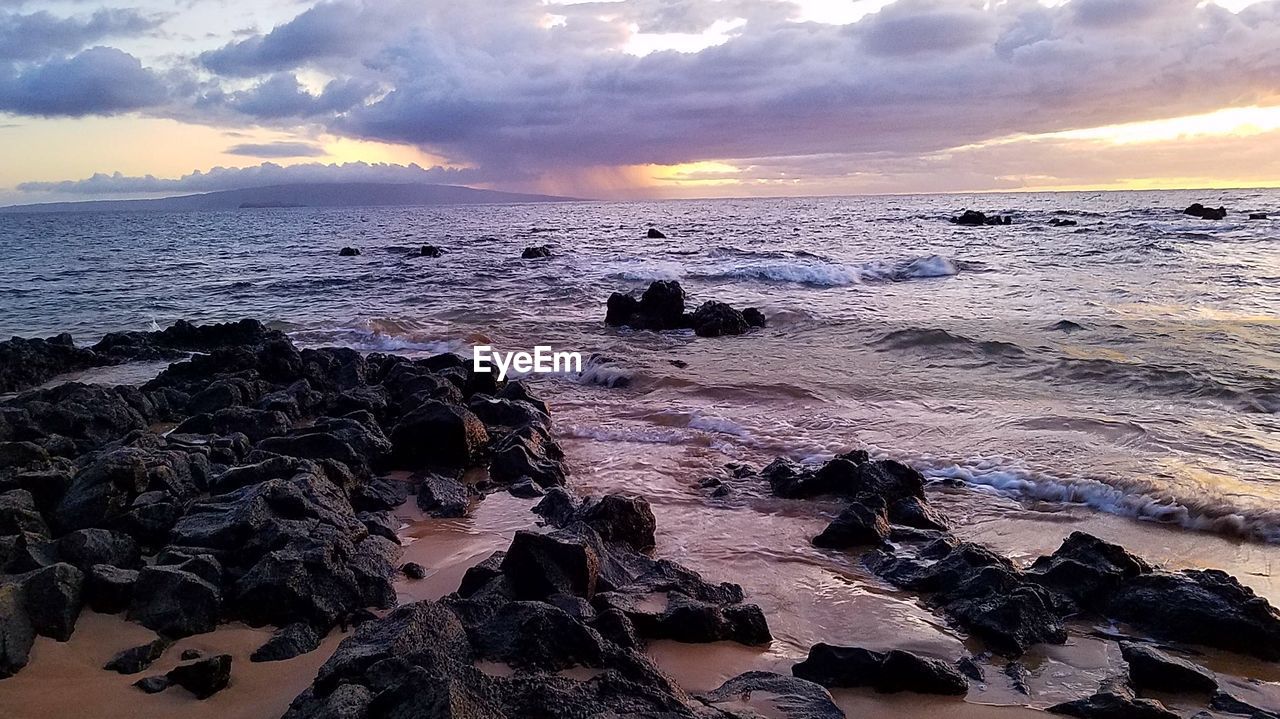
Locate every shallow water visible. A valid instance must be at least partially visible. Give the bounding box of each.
[2,190,1279,714]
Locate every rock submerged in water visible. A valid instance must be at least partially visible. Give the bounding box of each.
[1183,203,1227,220]
[951,210,1012,226]
[521,245,552,259]
[646,227,667,239]
[605,280,765,337]
[1249,212,1269,220]
[338,247,361,256]
[418,244,442,257]
[1049,218,1078,227]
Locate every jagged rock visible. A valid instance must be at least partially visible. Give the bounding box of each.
[0,488,50,539]
[351,476,408,512]
[704,671,845,719]
[1106,569,1280,660]
[646,228,667,239]
[0,582,35,678]
[743,307,767,328]
[252,622,322,662]
[0,333,105,394]
[166,654,232,698]
[85,563,137,613]
[53,448,155,532]
[812,498,890,548]
[691,301,749,337]
[415,473,469,518]
[55,528,141,570]
[502,529,599,600]
[128,566,221,637]
[390,400,489,469]
[489,424,566,487]
[936,566,1066,656]
[339,247,361,256]
[1120,642,1217,694]
[952,210,1012,226]
[104,637,172,674]
[174,407,291,443]
[1184,203,1227,220]
[1048,678,1178,718]
[521,245,551,259]
[1027,532,1150,610]
[887,495,949,531]
[419,245,442,257]
[13,562,84,641]
[133,675,171,694]
[508,478,545,498]
[765,453,924,502]
[1210,690,1280,718]
[532,487,579,526]
[257,415,391,478]
[792,644,968,695]
[577,494,656,551]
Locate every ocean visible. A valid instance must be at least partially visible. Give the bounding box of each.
[2,189,1279,710]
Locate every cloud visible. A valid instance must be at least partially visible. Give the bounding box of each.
[16,161,479,194]
[199,0,377,77]
[225,141,326,158]
[0,8,161,61]
[0,46,168,117]
[178,0,1280,187]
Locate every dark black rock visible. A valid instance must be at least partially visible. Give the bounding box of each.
[578,494,656,551]
[1049,218,1079,227]
[1210,690,1280,718]
[55,528,141,571]
[1183,203,1227,220]
[402,562,427,580]
[0,488,50,539]
[507,478,545,498]
[489,424,566,488]
[792,643,968,695]
[0,583,35,678]
[127,566,221,637]
[703,671,845,719]
[743,307,767,328]
[419,245,443,257]
[1119,642,1216,694]
[339,247,361,256]
[166,654,232,698]
[104,637,172,674]
[812,498,890,548]
[501,529,599,600]
[691,301,749,337]
[16,562,84,640]
[646,228,667,239]
[887,495,949,531]
[85,564,137,613]
[1026,532,1151,611]
[1250,212,1269,220]
[1106,568,1280,660]
[415,473,469,518]
[390,401,489,469]
[252,622,322,662]
[521,245,552,259]
[133,675,171,694]
[1048,678,1178,719]
[532,487,578,525]
[952,210,1012,226]
[181,648,203,660]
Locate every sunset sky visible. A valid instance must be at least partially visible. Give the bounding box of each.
[2,0,1280,204]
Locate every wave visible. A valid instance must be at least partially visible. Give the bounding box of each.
[1031,358,1280,413]
[924,458,1280,543]
[290,320,467,356]
[874,327,1029,358]
[694,254,967,287]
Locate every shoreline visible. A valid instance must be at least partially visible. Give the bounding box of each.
[2,319,1279,718]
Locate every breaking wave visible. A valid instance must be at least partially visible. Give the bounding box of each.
[925,458,1280,543]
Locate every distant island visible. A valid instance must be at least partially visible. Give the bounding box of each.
[0,182,579,213]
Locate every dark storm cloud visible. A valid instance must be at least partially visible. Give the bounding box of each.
[0,46,168,116]
[198,73,377,119]
[0,8,160,60]
[198,1,372,77]
[17,161,479,194]
[225,140,326,157]
[182,0,1280,181]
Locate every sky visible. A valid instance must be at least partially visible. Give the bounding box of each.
[2,0,1280,204]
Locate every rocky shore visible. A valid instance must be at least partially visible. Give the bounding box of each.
[3,319,1280,718]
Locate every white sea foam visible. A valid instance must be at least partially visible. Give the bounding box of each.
[925,458,1280,543]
